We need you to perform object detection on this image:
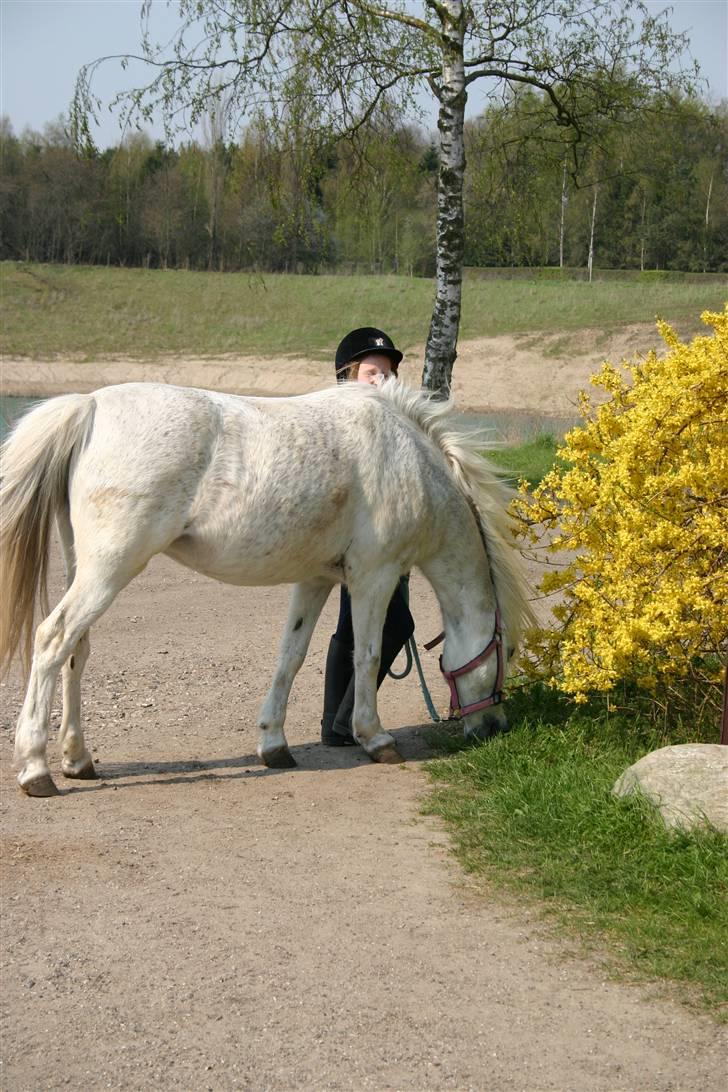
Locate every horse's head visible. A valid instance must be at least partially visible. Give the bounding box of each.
[438,609,511,742]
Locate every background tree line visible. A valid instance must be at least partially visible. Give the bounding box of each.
[2,92,725,275]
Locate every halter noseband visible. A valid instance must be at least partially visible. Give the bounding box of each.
[424,608,504,719]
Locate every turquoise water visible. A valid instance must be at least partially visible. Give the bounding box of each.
[1,393,577,445]
[0,395,37,441]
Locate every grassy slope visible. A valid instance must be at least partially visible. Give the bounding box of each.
[424,690,728,1017]
[2,262,726,359]
[430,431,726,1017]
[462,436,727,1017]
[485,433,560,489]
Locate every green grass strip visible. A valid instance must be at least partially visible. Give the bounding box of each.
[484,432,560,488]
[423,685,728,1017]
[2,262,725,359]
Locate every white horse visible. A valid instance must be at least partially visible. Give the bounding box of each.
[0,381,533,797]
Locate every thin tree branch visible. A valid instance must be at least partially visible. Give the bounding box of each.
[344,0,441,41]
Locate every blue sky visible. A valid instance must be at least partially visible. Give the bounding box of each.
[2,0,726,147]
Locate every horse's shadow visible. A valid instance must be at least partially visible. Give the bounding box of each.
[60,723,437,795]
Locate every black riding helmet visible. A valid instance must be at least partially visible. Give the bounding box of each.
[334,327,403,383]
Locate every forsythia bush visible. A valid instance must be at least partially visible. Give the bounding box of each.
[514,307,728,707]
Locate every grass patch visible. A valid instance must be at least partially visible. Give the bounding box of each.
[485,432,559,488]
[2,261,725,359]
[423,685,728,1017]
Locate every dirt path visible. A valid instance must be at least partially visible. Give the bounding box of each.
[1,548,726,1091]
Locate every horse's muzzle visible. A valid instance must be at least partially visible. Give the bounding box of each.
[465,707,509,743]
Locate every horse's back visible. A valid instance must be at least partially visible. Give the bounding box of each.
[70,384,223,561]
[73,383,360,584]
[89,382,221,471]
[68,381,454,585]
[167,388,365,583]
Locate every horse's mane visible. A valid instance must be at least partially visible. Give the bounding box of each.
[373,381,536,649]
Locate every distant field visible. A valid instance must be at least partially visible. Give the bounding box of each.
[1,262,726,360]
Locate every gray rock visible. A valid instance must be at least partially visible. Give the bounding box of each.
[612,743,728,834]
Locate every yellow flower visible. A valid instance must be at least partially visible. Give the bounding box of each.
[513,307,728,708]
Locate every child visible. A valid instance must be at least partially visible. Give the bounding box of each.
[322,328,415,745]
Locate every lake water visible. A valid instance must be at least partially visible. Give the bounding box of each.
[1,395,37,440]
[0,393,578,445]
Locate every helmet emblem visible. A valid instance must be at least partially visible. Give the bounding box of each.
[374,337,385,346]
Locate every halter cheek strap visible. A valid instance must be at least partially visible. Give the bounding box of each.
[425,609,504,719]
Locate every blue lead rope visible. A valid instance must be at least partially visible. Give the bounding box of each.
[411,635,443,723]
[387,577,443,723]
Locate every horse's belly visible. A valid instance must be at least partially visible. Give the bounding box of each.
[168,469,353,585]
[165,528,344,587]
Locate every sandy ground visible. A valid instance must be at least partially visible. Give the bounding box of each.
[0,324,660,414]
[1,331,726,1089]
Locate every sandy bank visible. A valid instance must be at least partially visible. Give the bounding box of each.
[1,324,659,415]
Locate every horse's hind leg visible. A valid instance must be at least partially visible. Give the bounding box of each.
[257,580,332,769]
[58,629,94,779]
[14,568,131,797]
[55,507,95,780]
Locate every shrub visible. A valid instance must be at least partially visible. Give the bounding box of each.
[514,307,728,717]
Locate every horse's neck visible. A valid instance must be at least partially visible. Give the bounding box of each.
[421,509,497,668]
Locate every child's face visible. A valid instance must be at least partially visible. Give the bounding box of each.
[356,354,394,386]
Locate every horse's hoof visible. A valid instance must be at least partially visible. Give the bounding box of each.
[370,743,404,765]
[62,759,97,780]
[20,773,60,798]
[262,746,297,769]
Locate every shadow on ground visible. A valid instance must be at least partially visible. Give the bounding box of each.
[57,722,439,795]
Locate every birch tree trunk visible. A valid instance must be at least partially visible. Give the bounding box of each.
[559,158,568,268]
[422,1,466,397]
[703,170,714,273]
[588,184,598,283]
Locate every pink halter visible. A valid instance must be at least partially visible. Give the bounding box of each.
[424,609,504,719]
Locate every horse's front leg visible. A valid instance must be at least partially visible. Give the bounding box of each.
[349,568,403,765]
[257,580,333,769]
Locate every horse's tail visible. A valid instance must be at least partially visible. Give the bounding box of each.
[0,394,95,674]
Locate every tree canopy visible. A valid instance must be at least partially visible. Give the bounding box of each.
[71,2,698,390]
[4,95,726,275]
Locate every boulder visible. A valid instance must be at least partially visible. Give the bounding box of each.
[612,743,728,834]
